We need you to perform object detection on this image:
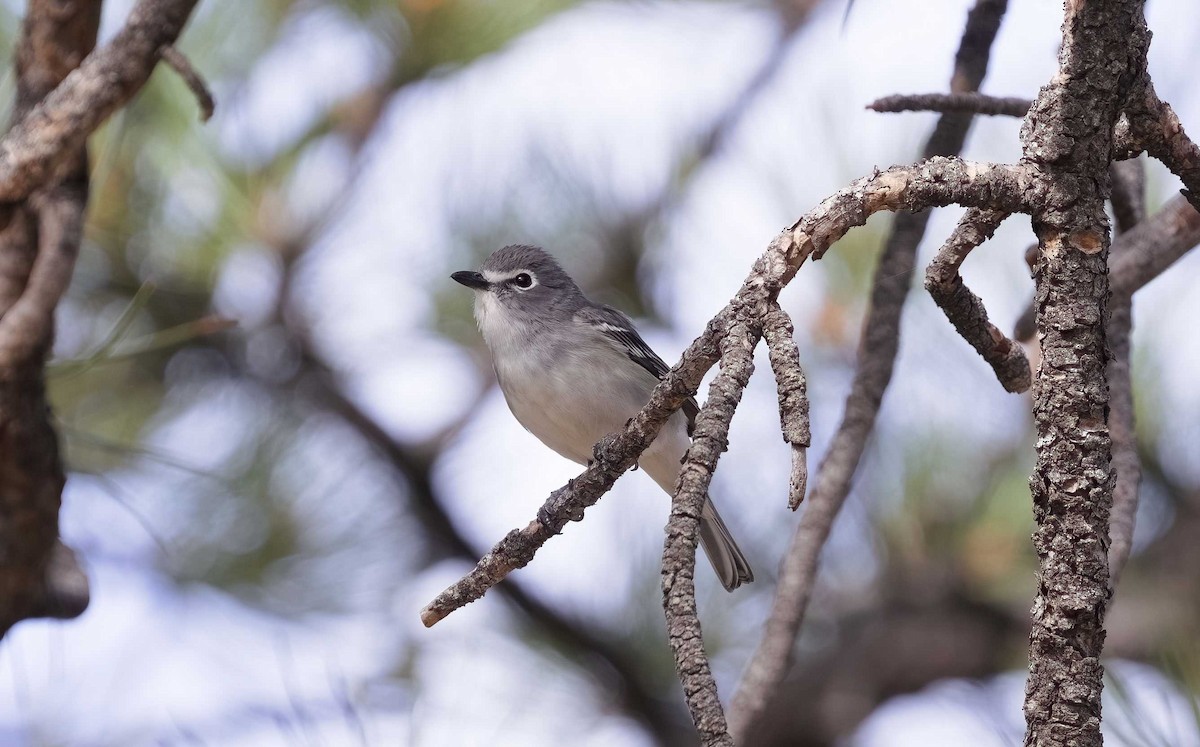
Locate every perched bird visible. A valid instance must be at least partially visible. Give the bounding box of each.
[452,245,753,591]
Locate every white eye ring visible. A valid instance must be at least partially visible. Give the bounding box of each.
[513,272,534,289]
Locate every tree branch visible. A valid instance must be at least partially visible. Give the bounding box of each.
[662,323,760,746]
[1105,155,1146,588]
[1109,194,1200,297]
[761,303,810,510]
[0,0,203,640]
[868,91,1031,118]
[1017,0,1149,742]
[925,207,1031,393]
[159,44,214,121]
[1109,158,1146,232]
[1126,82,1200,210]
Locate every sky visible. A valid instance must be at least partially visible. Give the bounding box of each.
[2,0,1200,745]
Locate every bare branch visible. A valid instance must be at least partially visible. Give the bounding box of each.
[925,208,1031,393]
[869,91,1031,118]
[1017,0,1151,742]
[730,1,1011,739]
[1110,158,1146,233]
[1110,194,1200,297]
[160,44,214,121]
[1126,83,1200,210]
[0,181,86,366]
[663,324,760,746]
[1106,156,1146,583]
[1106,293,1138,586]
[761,303,810,509]
[0,0,201,203]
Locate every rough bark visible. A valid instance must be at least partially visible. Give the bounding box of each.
[925,207,1030,393]
[1018,1,1148,743]
[662,323,760,746]
[761,303,810,510]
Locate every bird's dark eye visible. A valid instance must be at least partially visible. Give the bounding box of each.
[513,273,533,289]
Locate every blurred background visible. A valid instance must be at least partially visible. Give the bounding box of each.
[0,0,1198,744]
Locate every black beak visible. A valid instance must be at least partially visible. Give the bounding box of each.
[451,271,489,290]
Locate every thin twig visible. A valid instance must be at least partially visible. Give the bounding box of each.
[761,303,810,510]
[662,323,760,746]
[729,1,1011,739]
[868,91,1031,118]
[925,208,1030,393]
[160,44,214,121]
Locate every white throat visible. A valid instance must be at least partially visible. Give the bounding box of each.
[474,291,526,360]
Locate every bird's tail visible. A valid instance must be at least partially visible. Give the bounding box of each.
[643,448,753,591]
[699,498,754,592]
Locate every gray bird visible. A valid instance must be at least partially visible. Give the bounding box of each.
[452,245,753,591]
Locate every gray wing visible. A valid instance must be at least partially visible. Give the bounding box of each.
[576,304,700,436]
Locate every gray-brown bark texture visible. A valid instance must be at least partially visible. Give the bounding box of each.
[663,323,760,745]
[0,0,201,637]
[1018,1,1147,743]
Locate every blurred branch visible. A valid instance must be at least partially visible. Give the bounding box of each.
[49,315,236,375]
[0,181,86,367]
[868,91,1031,117]
[750,585,1026,745]
[1106,157,1146,587]
[0,0,201,205]
[730,0,1010,738]
[663,322,761,746]
[925,207,1030,393]
[0,0,102,638]
[1110,158,1146,232]
[159,44,214,121]
[1106,289,1138,586]
[1109,194,1200,296]
[762,303,810,510]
